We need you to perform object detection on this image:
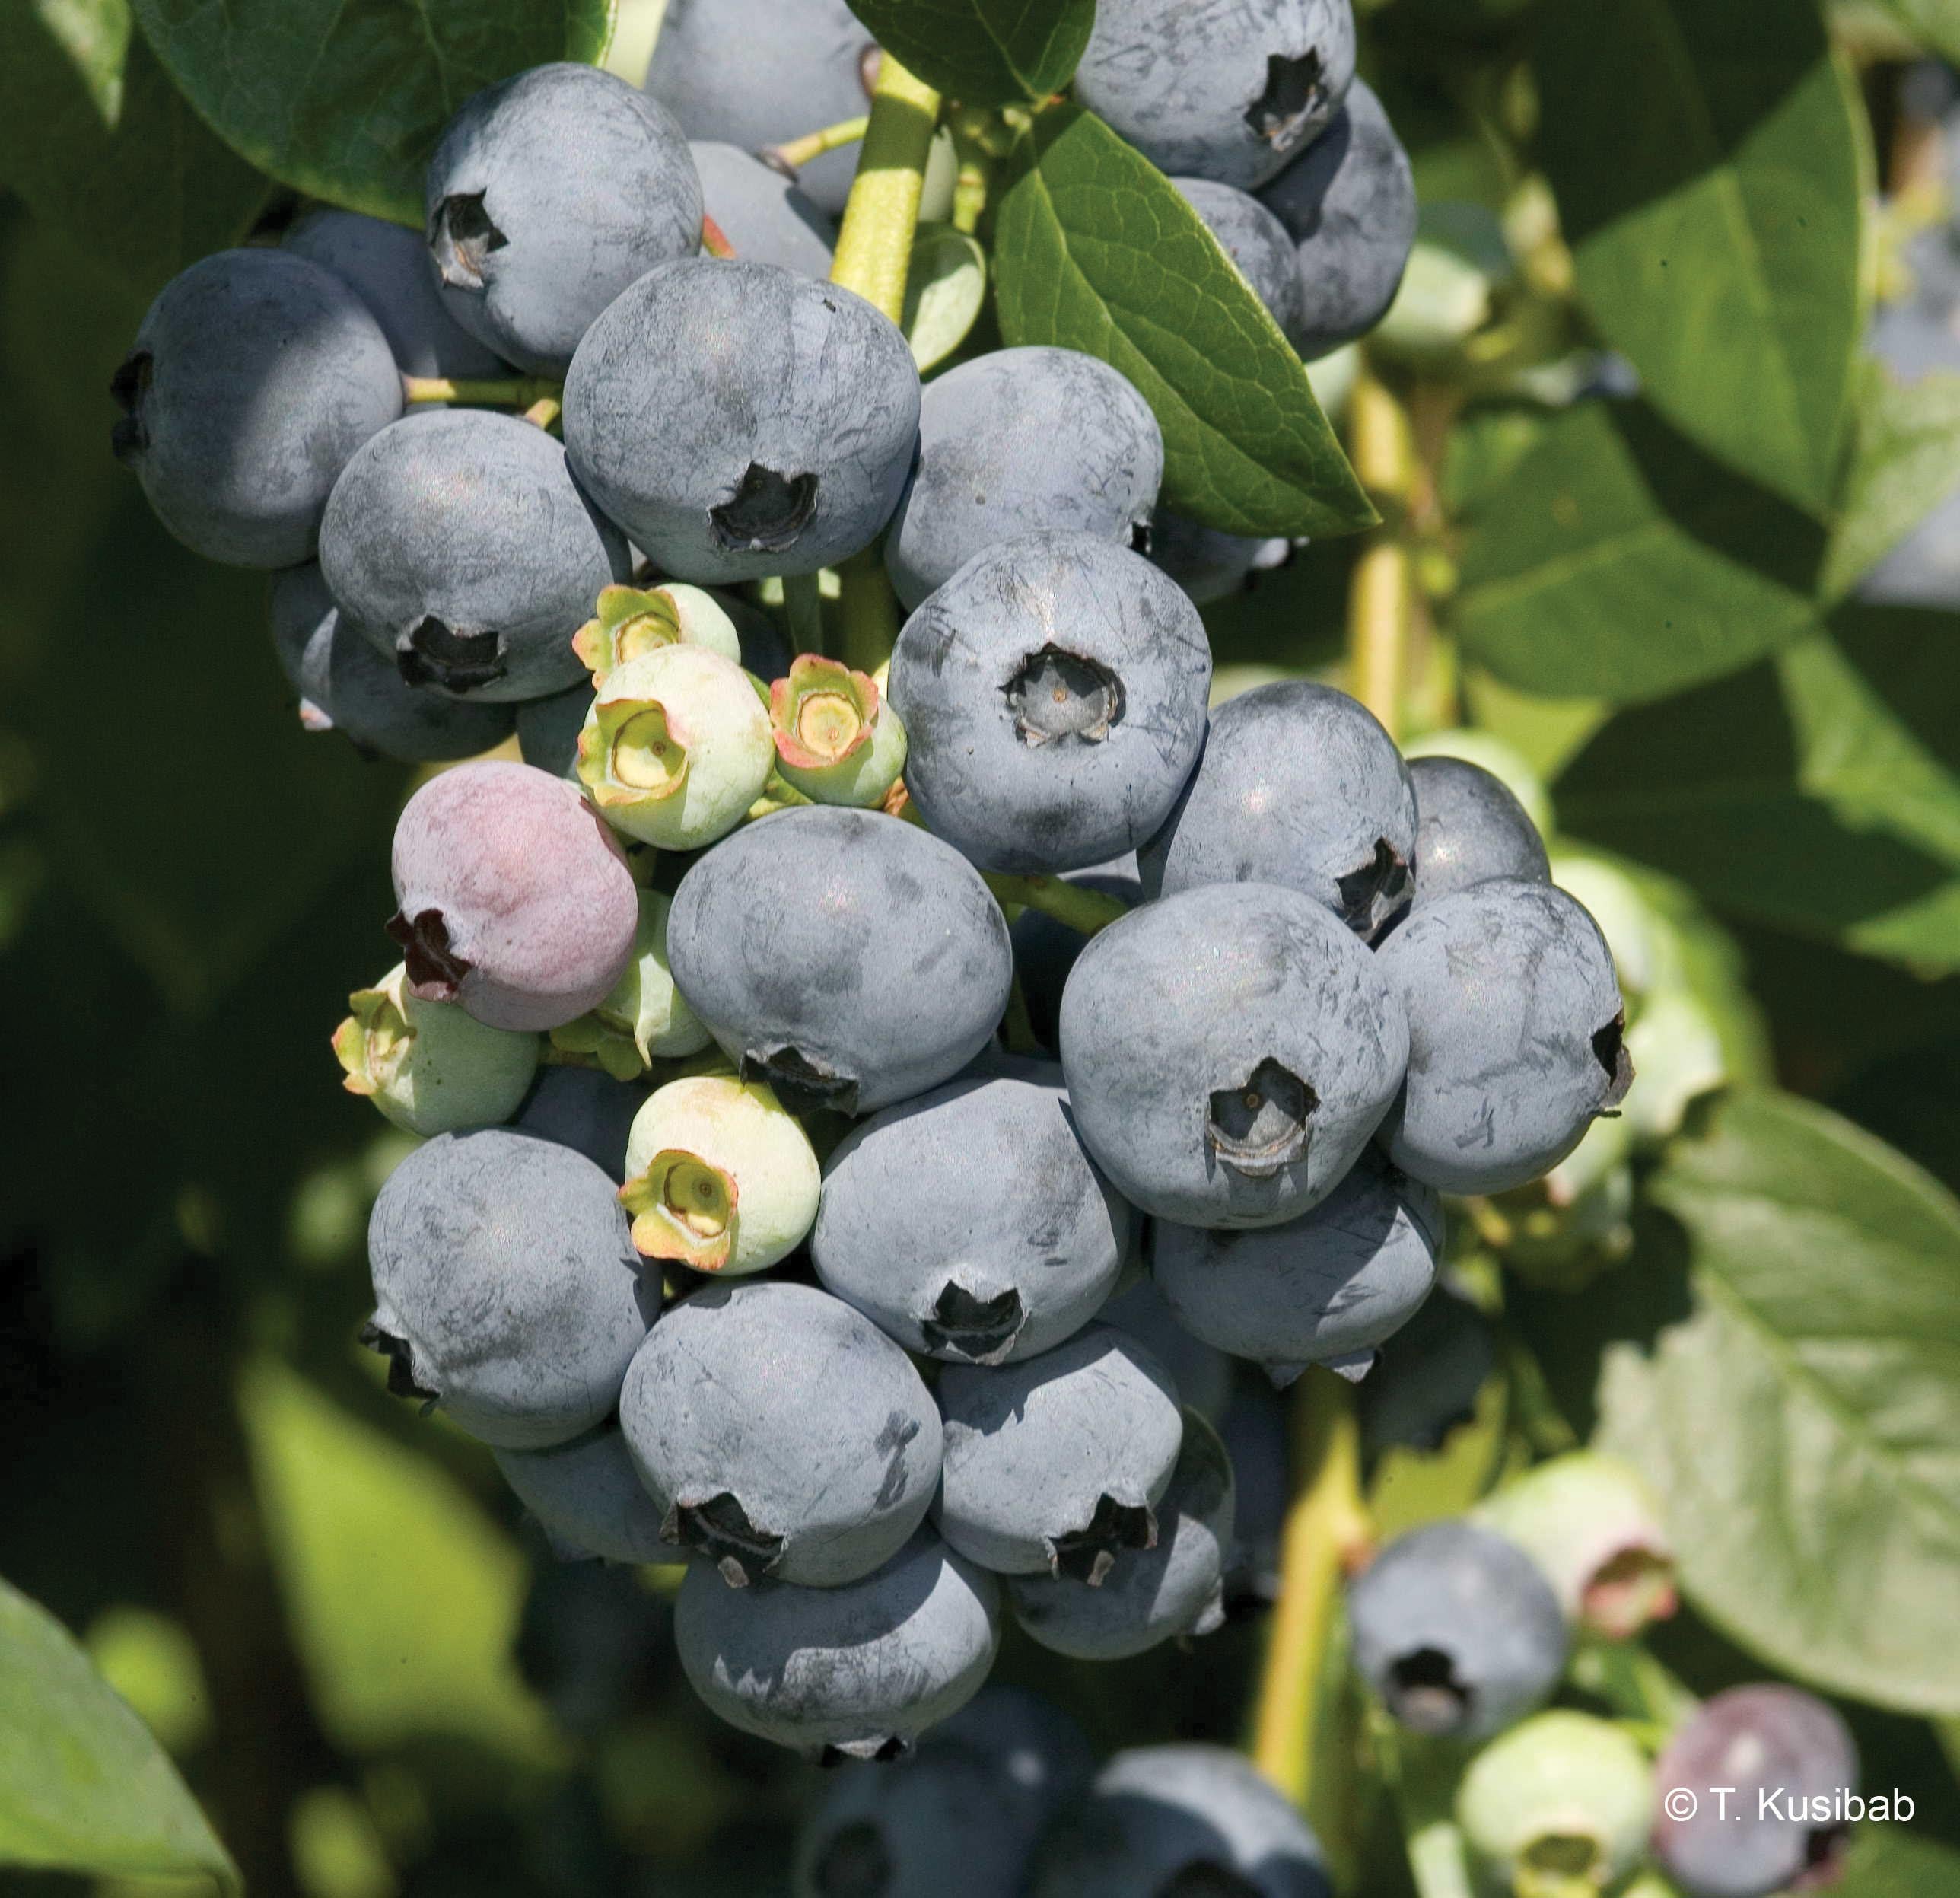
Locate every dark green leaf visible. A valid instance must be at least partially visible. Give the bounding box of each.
[1593,1091,1960,1715]
[0,1574,239,1887]
[1532,0,1866,512]
[993,106,1374,540]
[1834,1825,1960,1898]
[846,0,1095,107]
[127,0,614,225]
[1822,358,1960,600]
[1453,400,1826,701]
[0,3,269,298]
[1558,603,1960,971]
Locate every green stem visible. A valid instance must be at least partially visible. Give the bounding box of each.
[769,114,871,171]
[1344,361,1416,739]
[402,374,562,408]
[839,548,903,674]
[781,571,826,658]
[1382,1726,1479,1898]
[982,872,1131,937]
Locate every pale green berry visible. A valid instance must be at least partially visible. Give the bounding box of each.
[332,963,539,1136]
[1456,1711,1653,1898]
[1378,240,1495,360]
[1549,852,1669,1006]
[1623,988,1726,1145]
[768,654,908,807]
[1405,728,1554,840]
[576,644,775,849]
[571,580,743,680]
[552,888,713,1075]
[620,1075,820,1277]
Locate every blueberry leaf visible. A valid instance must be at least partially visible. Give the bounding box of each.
[126,0,615,225]
[845,0,1095,107]
[994,106,1373,539]
[1590,1090,1960,1717]
[1532,0,1867,513]
[0,1575,240,1889]
[1822,358,1960,600]
[1861,0,1960,62]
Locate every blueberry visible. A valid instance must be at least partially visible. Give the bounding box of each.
[574,580,750,682]
[332,961,539,1138]
[770,655,912,810]
[269,562,517,761]
[283,207,508,381]
[1356,1285,1496,1456]
[580,888,715,1072]
[1007,1408,1235,1661]
[1408,754,1550,909]
[112,249,402,568]
[675,1529,1001,1760]
[1026,1743,1332,1898]
[1074,0,1356,191]
[1150,1147,1443,1385]
[926,1687,1096,1804]
[1258,81,1418,360]
[494,1422,682,1565]
[692,141,838,277]
[1099,1279,1236,1422]
[1172,178,1308,340]
[364,1129,654,1448]
[426,63,702,376]
[1376,879,1632,1196]
[1347,1520,1568,1740]
[890,533,1212,874]
[564,259,921,584]
[934,1323,1183,1581]
[1140,680,1418,941]
[1147,514,1295,603]
[516,685,593,782]
[814,1068,1132,1365]
[621,1279,940,1586]
[321,409,629,702]
[883,351,1165,613]
[667,807,1013,1116]
[388,760,641,1033]
[1059,881,1410,1228]
[1217,1377,1289,1610]
[511,1065,646,1178]
[1010,865,1142,1052]
[1653,1687,1859,1898]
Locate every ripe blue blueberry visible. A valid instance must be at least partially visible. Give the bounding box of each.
[1100,1279,1236,1422]
[934,1323,1184,1581]
[1347,1520,1569,1740]
[675,1530,1001,1761]
[364,1129,654,1448]
[692,142,837,278]
[813,1067,1133,1365]
[112,249,402,568]
[1150,1146,1444,1385]
[1218,1377,1290,1610]
[1007,1409,1236,1661]
[493,1422,682,1566]
[1074,0,1357,191]
[517,684,594,782]
[1147,513,1295,604]
[511,1065,645,1179]
[426,63,702,375]
[564,259,921,584]
[1059,881,1410,1228]
[1357,1285,1495,1456]
[1010,863,1141,1052]
[1258,81,1418,360]
[1141,680,1418,941]
[1376,879,1632,1196]
[666,807,1013,1116]
[1409,754,1550,908]
[883,350,1165,613]
[1173,177,1308,342]
[890,532,1213,874]
[320,409,629,702]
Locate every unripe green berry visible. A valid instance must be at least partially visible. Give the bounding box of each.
[572,581,743,680]
[550,889,712,1078]
[768,654,909,807]
[1550,853,1668,1007]
[332,963,539,1135]
[1623,989,1726,1145]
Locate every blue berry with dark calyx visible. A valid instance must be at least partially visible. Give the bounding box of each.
[1357,1285,1495,1456]
[1376,879,1632,1196]
[1150,1146,1443,1386]
[364,1129,654,1450]
[1408,753,1550,909]
[1258,81,1418,360]
[284,207,508,381]
[511,1065,647,1179]
[890,532,1213,874]
[564,259,921,584]
[1099,1279,1235,1422]
[1172,178,1307,340]
[1059,881,1409,1228]
[493,1422,682,1566]
[675,1530,1001,1761]
[883,350,1166,613]
[426,63,702,376]
[112,249,402,568]
[813,1067,1132,1365]
[1011,865,1142,1052]
[692,142,837,278]
[320,409,630,703]
[1347,1519,1568,1741]
[1141,680,1418,942]
[666,806,1013,1117]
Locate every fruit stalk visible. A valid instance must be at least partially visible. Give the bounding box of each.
[1346,361,1417,739]
[982,871,1131,938]
[400,374,564,408]
[769,115,871,172]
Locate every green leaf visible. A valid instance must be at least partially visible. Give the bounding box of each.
[1834,1825,1960,1898]
[1822,358,1960,600]
[1532,0,1867,512]
[1558,603,1960,972]
[0,2,269,298]
[1862,0,1960,62]
[1453,400,1827,702]
[845,0,1094,107]
[1593,1091,1960,1715]
[0,1574,238,1889]
[127,0,615,226]
[993,106,1374,540]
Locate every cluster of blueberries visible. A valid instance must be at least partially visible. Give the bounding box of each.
[107,0,1863,1891]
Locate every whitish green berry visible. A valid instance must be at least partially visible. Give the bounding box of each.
[571,580,743,680]
[332,963,539,1135]
[621,1075,820,1276]
[1624,989,1726,1145]
[551,889,713,1078]
[1550,852,1666,1005]
[577,645,775,849]
[769,654,908,807]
